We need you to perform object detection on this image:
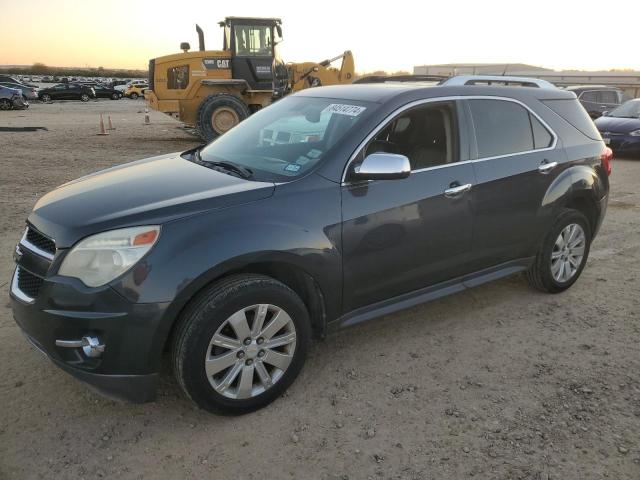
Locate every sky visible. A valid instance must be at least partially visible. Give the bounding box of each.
[2,0,639,73]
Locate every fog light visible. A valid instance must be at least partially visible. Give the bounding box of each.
[55,336,105,358]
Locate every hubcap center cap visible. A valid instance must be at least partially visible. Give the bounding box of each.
[245,343,259,359]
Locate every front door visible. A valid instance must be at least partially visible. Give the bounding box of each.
[230,23,274,90]
[341,101,476,313]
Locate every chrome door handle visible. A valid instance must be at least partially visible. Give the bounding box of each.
[444,183,472,198]
[538,161,558,173]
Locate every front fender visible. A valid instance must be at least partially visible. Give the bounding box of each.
[110,175,342,369]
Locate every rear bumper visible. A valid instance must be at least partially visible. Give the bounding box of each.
[10,265,171,403]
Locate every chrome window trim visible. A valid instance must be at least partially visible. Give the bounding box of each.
[11,267,35,304]
[341,95,559,184]
[19,227,55,261]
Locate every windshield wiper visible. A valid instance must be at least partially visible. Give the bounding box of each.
[207,161,253,179]
[191,148,253,179]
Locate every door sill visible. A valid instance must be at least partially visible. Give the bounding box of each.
[332,257,534,330]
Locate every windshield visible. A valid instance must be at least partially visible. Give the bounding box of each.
[197,96,377,181]
[609,99,640,118]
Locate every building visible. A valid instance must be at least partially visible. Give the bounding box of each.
[414,63,640,97]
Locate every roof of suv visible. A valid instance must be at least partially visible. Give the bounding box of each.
[565,85,621,92]
[296,82,576,104]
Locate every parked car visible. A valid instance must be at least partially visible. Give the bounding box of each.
[92,84,122,100]
[0,82,38,100]
[123,82,148,99]
[594,98,640,156]
[0,85,28,110]
[10,76,611,414]
[566,85,631,119]
[38,83,96,102]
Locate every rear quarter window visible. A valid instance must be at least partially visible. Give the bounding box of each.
[542,99,602,141]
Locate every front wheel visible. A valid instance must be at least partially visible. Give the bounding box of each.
[172,274,311,414]
[527,209,591,293]
[40,94,51,103]
[0,99,11,110]
[129,92,138,100]
[196,93,251,142]
[80,93,90,102]
[111,93,119,100]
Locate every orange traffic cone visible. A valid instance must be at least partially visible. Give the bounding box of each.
[97,114,109,136]
[144,108,150,125]
[107,115,115,130]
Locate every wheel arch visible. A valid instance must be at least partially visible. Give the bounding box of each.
[541,164,604,230]
[159,255,330,361]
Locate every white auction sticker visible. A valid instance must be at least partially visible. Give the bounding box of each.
[323,104,366,117]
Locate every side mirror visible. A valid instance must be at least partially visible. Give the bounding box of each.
[602,111,609,117]
[350,153,411,181]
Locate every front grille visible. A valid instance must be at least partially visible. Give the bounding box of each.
[25,227,55,255]
[17,268,44,299]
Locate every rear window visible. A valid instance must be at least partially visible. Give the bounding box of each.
[469,99,534,158]
[542,99,601,141]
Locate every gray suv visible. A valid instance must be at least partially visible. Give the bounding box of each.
[566,85,631,119]
[11,75,611,414]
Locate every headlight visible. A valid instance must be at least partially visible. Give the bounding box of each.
[59,226,160,287]
[629,129,640,137]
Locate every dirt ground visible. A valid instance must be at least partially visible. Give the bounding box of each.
[0,99,639,480]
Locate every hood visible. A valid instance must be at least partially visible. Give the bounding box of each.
[594,116,640,134]
[29,153,275,248]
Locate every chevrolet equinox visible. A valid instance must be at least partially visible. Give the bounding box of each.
[11,76,611,414]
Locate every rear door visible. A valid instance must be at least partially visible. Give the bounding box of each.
[464,97,564,271]
[341,100,476,312]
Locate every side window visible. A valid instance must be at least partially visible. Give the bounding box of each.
[599,91,618,105]
[167,65,189,89]
[364,102,458,170]
[530,114,553,149]
[468,99,535,157]
[580,91,598,103]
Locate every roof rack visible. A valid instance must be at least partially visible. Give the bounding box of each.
[353,74,447,84]
[440,75,557,89]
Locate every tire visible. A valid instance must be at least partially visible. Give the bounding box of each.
[196,93,251,142]
[40,94,51,103]
[0,99,11,110]
[526,209,591,293]
[172,274,311,414]
[80,93,90,102]
[111,93,119,100]
[130,92,138,100]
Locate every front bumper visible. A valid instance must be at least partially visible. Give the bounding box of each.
[602,134,640,155]
[10,262,171,403]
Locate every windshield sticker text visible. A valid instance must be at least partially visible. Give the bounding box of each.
[323,104,366,117]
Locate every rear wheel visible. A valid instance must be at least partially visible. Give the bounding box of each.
[80,93,90,102]
[196,93,251,142]
[172,274,311,414]
[527,209,591,293]
[0,99,11,110]
[40,94,51,103]
[111,93,119,100]
[129,92,138,100]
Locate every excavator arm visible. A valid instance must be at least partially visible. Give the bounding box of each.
[288,51,354,92]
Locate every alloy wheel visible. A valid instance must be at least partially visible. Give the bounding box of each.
[551,223,585,283]
[204,304,297,400]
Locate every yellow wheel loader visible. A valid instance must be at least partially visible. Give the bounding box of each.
[145,17,354,141]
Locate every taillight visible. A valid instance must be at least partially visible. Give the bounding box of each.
[600,147,613,176]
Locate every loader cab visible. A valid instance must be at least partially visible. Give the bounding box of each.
[221,17,283,91]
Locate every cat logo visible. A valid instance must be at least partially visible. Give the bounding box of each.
[203,58,231,70]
